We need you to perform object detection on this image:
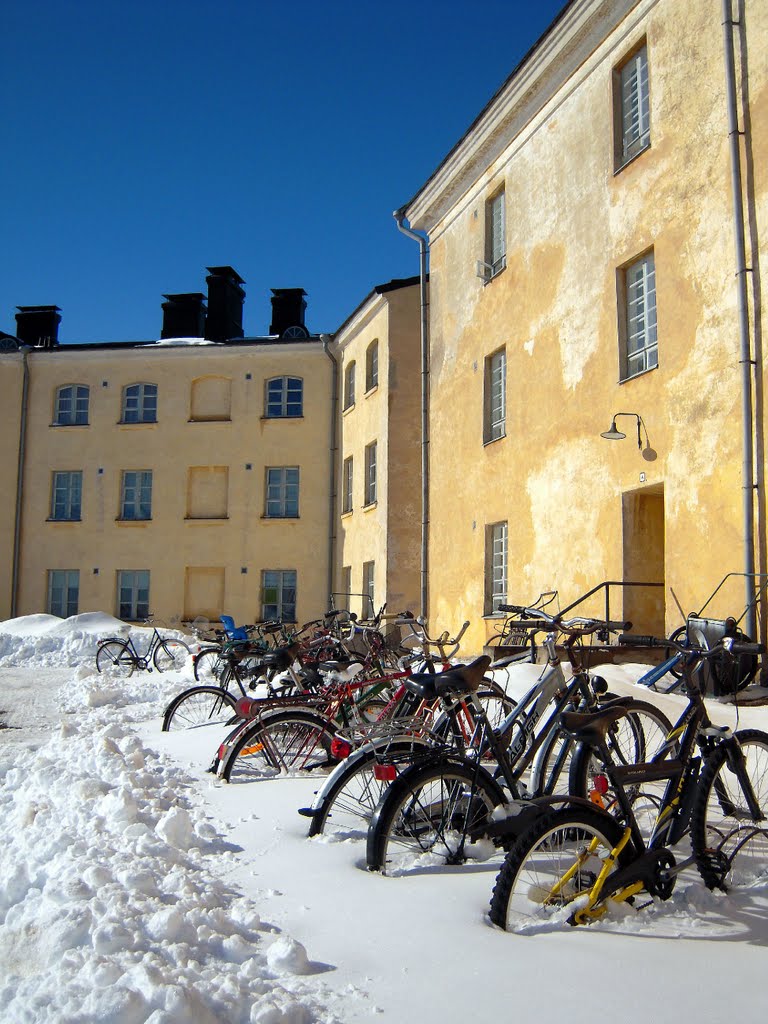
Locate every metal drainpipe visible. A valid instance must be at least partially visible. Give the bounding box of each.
[12,347,30,617]
[394,209,429,620]
[322,334,339,607]
[722,0,758,639]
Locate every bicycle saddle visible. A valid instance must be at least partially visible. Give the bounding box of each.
[404,655,492,701]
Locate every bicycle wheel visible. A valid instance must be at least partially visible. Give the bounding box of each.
[95,640,136,677]
[691,729,768,890]
[366,758,506,874]
[153,638,191,672]
[489,806,631,931]
[222,710,337,783]
[307,739,429,838]
[162,685,239,731]
[193,647,226,684]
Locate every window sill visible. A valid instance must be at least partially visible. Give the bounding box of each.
[261,515,300,521]
[483,432,506,447]
[482,262,507,287]
[362,500,378,512]
[261,414,304,421]
[116,518,152,524]
[483,612,507,620]
[184,516,230,523]
[341,509,353,519]
[618,363,658,385]
[50,422,89,429]
[188,417,231,424]
[614,141,651,176]
[342,403,355,415]
[117,421,158,427]
[364,384,378,398]
[47,518,82,523]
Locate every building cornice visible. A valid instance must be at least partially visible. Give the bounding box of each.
[403,0,642,232]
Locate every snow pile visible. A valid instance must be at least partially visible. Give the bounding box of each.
[0,613,129,669]
[0,716,341,1024]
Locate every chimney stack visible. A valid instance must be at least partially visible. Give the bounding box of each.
[161,293,207,339]
[269,288,308,338]
[15,306,61,348]
[205,266,245,341]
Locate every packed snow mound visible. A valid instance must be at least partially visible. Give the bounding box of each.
[0,613,65,636]
[0,718,339,1024]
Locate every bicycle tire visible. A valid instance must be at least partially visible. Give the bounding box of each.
[221,709,337,783]
[153,638,191,672]
[366,757,506,874]
[194,647,226,684]
[162,685,239,732]
[690,729,768,891]
[307,738,430,838]
[489,805,632,931]
[95,639,136,677]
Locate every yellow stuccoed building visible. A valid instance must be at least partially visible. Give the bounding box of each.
[396,0,768,653]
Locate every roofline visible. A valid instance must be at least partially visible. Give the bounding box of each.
[333,275,421,337]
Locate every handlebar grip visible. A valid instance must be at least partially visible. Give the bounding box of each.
[498,604,528,614]
[605,620,633,633]
[618,634,658,647]
[509,619,553,632]
[453,621,470,644]
[728,641,765,656]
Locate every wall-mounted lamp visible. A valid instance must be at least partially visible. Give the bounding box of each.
[600,412,657,462]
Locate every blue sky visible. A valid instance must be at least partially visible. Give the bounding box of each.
[3,0,567,342]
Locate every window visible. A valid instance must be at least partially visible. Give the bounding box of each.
[186,466,229,519]
[262,569,297,622]
[485,522,508,614]
[365,340,379,391]
[343,361,356,410]
[484,349,506,443]
[620,251,658,380]
[362,561,375,618]
[120,470,153,520]
[364,441,377,506]
[265,376,303,417]
[342,456,353,513]
[265,467,299,518]
[54,385,89,425]
[485,188,506,279]
[122,383,157,423]
[615,43,650,168]
[48,570,79,617]
[118,569,150,620]
[50,471,82,521]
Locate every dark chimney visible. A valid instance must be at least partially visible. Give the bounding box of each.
[161,293,207,339]
[15,306,61,348]
[269,289,308,338]
[205,266,245,341]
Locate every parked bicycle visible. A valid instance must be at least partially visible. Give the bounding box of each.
[95,616,191,677]
[365,608,672,874]
[488,631,768,930]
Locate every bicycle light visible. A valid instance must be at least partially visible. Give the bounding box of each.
[331,737,352,759]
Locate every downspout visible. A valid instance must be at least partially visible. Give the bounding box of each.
[394,209,429,620]
[722,0,757,639]
[322,334,339,607]
[12,347,30,617]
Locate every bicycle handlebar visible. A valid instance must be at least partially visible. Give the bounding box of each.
[619,633,765,658]
[499,606,630,636]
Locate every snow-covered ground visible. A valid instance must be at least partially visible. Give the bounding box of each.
[1,614,767,1024]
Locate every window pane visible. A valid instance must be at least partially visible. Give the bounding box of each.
[621,47,650,161]
[487,190,506,274]
[625,253,657,377]
[489,351,506,440]
[488,522,508,613]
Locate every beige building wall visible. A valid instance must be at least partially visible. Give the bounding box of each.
[10,340,334,625]
[332,280,421,620]
[403,0,768,652]
[0,354,25,619]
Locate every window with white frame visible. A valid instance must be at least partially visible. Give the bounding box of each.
[265,376,303,417]
[120,470,153,520]
[122,383,157,423]
[344,361,356,410]
[342,456,353,513]
[364,441,377,505]
[118,569,150,620]
[262,569,297,622]
[485,188,506,279]
[265,467,299,518]
[485,522,508,614]
[615,43,650,168]
[484,348,506,443]
[365,340,379,391]
[50,471,82,521]
[48,569,79,617]
[54,385,89,425]
[620,250,657,380]
[362,560,375,618]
